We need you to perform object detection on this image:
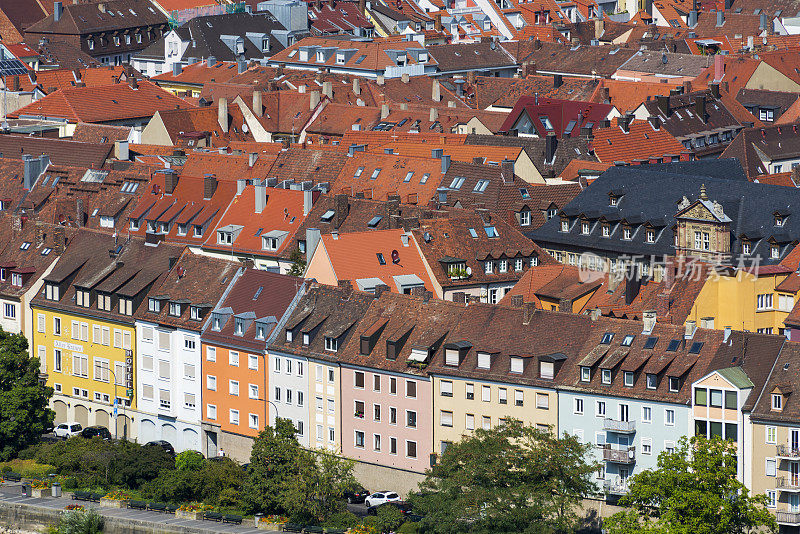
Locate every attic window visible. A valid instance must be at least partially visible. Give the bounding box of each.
[320,210,335,222]
[420,173,429,184]
[775,215,785,227]
[773,393,783,411]
[510,357,523,373]
[473,179,489,193]
[644,337,658,349]
[468,228,478,238]
[689,342,703,354]
[666,339,681,351]
[519,188,530,199]
[601,332,614,344]
[477,352,491,369]
[377,253,386,265]
[484,226,498,238]
[621,335,634,346]
[367,216,382,228]
[20,242,31,250]
[449,176,466,189]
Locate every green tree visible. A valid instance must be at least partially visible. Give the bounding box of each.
[282,449,357,523]
[410,420,597,534]
[241,418,301,514]
[175,450,204,471]
[0,329,54,460]
[604,436,776,534]
[365,505,405,534]
[286,249,306,277]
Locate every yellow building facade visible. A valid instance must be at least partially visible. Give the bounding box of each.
[687,270,794,335]
[431,374,558,454]
[34,305,137,440]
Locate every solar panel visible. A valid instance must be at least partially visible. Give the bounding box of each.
[0,59,29,77]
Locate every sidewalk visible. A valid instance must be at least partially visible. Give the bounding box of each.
[0,483,280,534]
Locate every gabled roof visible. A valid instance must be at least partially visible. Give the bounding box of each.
[473,74,599,110]
[426,41,517,73]
[720,123,800,179]
[317,228,435,294]
[0,135,112,168]
[9,79,195,123]
[498,95,613,138]
[26,0,166,35]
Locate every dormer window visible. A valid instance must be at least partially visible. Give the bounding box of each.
[190,306,202,321]
[193,225,203,237]
[580,366,590,382]
[477,352,491,369]
[601,369,611,384]
[255,324,267,340]
[218,231,233,245]
[646,373,658,389]
[97,292,112,311]
[623,227,632,240]
[263,236,279,250]
[669,376,680,392]
[148,298,161,313]
[45,283,60,301]
[560,219,569,232]
[11,273,22,287]
[76,289,91,307]
[775,215,785,227]
[484,261,493,274]
[772,245,780,259]
[212,315,222,331]
[302,332,310,345]
[519,209,531,226]
[772,393,783,411]
[540,359,554,379]
[234,317,245,335]
[286,329,293,342]
[646,230,655,243]
[119,298,132,316]
[742,241,751,255]
[324,336,338,352]
[624,371,634,387]
[581,221,590,235]
[169,302,182,317]
[129,218,140,231]
[602,224,610,237]
[609,195,619,207]
[0,268,5,281]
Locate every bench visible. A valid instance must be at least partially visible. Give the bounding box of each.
[166,504,178,514]
[223,514,242,524]
[303,527,323,534]
[203,512,223,522]
[2,472,21,483]
[89,493,104,502]
[148,502,166,512]
[283,523,304,533]
[128,500,147,510]
[325,529,346,534]
[72,491,91,501]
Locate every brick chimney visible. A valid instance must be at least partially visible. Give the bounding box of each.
[164,170,179,194]
[218,97,229,133]
[204,174,217,199]
[334,194,349,229]
[253,90,263,117]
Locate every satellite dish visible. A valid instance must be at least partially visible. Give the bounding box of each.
[466,266,472,275]
[423,232,431,242]
[242,123,249,133]
[391,249,400,264]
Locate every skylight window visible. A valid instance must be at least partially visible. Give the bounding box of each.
[403,172,414,183]
[320,210,335,222]
[20,242,31,250]
[367,216,382,228]
[449,176,465,189]
[621,335,635,346]
[601,332,614,344]
[539,116,554,131]
[644,337,658,349]
[120,181,139,193]
[253,286,263,300]
[371,168,381,179]
[519,188,530,199]
[564,120,577,135]
[41,248,52,256]
[377,253,386,265]
[666,339,681,351]
[420,173,430,184]
[484,226,498,238]
[473,179,489,193]
[689,342,704,354]
[468,228,478,238]
[354,55,367,64]
[354,166,365,178]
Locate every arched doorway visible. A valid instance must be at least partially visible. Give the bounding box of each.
[53,400,67,423]
[162,423,177,449]
[139,418,156,443]
[116,415,132,440]
[95,409,110,430]
[182,428,199,451]
[74,404,89,427]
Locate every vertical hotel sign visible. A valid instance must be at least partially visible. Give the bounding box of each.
[125,349,134,399]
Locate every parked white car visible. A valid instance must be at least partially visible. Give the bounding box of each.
[54,422,82,439]
[365,491,401,508]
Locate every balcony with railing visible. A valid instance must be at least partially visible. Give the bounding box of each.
[603,418,636,433]
[603,479,629,495]
[603,446,636,464]
[777,444,800,460]
[777,476,800,492]
[777,511,800,525]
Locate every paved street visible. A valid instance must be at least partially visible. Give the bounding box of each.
[0,483,279,534]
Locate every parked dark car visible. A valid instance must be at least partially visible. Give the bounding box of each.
[145,440,175,456]
[344,486,370,504]
[80,426,112,440]
[367,501,420,521]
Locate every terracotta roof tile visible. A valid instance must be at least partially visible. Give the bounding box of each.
[591,119,686,163]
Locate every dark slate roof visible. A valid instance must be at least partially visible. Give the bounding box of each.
[520,41,638,78]
[137,12,286,62]
[527,159,800,265]
[426,41,517,73]
[26,0,166,35]
[0,135,112,168]
[721,124,800,179]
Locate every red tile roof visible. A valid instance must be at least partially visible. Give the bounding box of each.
[591,119,687,163]
[9,79,195,123]
[498,96,613,138]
